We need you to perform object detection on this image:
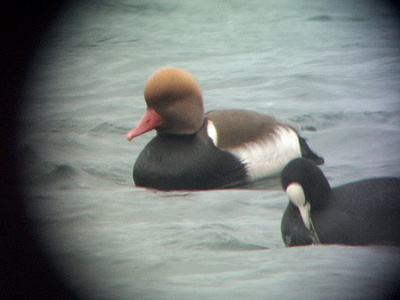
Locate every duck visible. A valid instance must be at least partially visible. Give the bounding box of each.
[280,157,400,246]
[126,67,323,190]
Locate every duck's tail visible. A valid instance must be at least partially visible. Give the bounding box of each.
[298,136,324,165]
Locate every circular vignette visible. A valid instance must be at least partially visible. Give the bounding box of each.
[1,1,84,299]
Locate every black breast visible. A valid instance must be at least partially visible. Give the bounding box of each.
[133,131,247,190]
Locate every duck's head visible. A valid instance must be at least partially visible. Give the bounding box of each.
[127,67,204,140]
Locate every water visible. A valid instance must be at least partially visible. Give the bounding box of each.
[19,0,400,299]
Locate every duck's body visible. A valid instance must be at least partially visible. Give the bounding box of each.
[281,158,400,246]
[133,120,247,190]
[127,68,323,190]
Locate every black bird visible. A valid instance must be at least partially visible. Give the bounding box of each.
[281,158,400,246]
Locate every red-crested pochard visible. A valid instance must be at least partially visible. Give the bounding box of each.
[127,67,323,190]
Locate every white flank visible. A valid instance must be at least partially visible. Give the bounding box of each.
[228,126,301,179]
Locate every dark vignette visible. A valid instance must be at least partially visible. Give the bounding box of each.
[1,1,83,299]
[1,1,399,300]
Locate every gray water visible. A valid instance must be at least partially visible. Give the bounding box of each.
[19,0,400,299]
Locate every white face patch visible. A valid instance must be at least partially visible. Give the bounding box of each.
[206,120,218,146]
[286,182,311,230]
[228,126,301,179]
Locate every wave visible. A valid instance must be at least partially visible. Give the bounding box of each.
[29,163,80,189]
[294,110,400,130]
[89,121,127,134]
[188,236,268,251]
[78,0,172,15]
